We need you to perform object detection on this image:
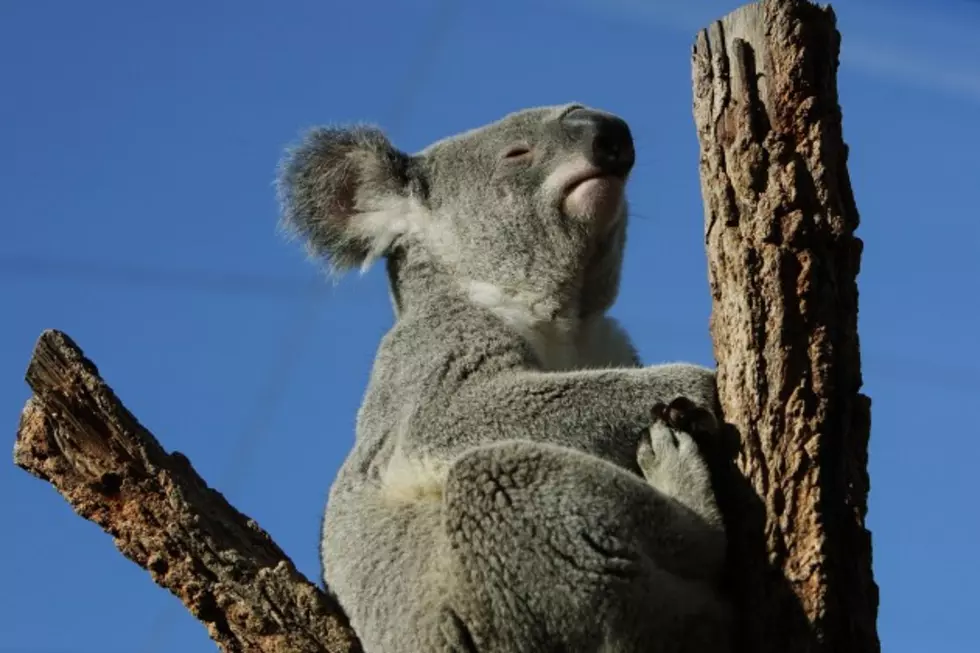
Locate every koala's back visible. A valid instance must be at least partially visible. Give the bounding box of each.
[320,305,521,651]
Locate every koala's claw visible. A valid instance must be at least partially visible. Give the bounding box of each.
[651,397,719,440]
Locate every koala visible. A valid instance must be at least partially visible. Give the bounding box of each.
[277,104,731,653]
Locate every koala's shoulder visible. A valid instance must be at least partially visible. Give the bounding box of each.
[379,298,533,375]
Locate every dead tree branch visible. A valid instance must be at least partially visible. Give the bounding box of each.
[12,329,362,653]
[692,1,879,652]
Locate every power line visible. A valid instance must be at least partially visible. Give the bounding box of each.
[4,254,977,394]
[0,255,323,298]
[136,1,463,652]
[4,255,976,393]
[216,0,464,496]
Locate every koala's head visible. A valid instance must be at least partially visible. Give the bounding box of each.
[278,103,635,320]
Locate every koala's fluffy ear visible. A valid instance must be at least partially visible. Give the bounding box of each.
[277,126,423,272]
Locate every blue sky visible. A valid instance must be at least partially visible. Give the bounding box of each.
[1,1,977,651]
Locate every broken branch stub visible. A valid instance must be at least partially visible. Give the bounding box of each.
[692,1,878,652]
[13,329,362,653]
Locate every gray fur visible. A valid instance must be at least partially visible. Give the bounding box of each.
[278,104,731,652]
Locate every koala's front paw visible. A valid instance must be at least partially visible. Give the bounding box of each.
[653,396,720,441]
[637,399,721,527]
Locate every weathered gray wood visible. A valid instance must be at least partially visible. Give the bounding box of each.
[13,329,362,653]
[692,1,879,652]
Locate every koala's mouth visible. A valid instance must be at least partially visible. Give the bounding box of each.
[561,169,627,224]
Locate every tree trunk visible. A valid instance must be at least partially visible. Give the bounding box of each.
[13,329,362,653]
[692,1,879,652]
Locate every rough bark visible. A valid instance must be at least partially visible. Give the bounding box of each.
[12,329,362,653]
[692,1,878,652]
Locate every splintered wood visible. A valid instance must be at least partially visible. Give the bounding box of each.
[14,329,362,653]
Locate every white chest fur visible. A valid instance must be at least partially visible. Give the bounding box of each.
[465,281,638,371]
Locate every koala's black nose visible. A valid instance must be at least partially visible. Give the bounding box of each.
[561,107,635,177]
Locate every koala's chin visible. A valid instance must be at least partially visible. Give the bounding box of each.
[562,175,626,228]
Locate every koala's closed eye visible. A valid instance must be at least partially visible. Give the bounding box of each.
[502,144,532,161]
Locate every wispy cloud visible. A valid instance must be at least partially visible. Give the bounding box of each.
[841,40,980,105]
[553,0,980,105]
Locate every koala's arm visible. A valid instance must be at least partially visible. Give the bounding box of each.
[413,363,717,468]
[420,364,727,582]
